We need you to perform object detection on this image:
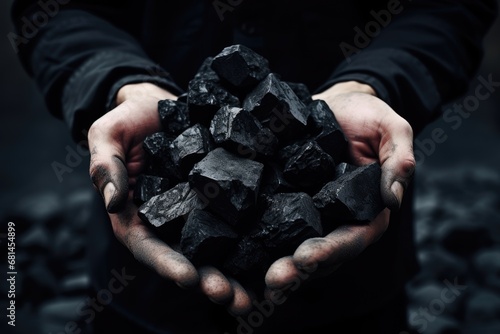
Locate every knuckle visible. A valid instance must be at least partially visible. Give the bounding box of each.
[398,117,414,137]
[401,157,416,178]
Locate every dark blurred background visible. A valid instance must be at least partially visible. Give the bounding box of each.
[1,1,499,333]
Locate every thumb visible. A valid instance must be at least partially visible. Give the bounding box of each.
[88,122,129,213]
[379,118,415,211]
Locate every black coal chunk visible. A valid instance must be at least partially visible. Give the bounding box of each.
[138,182,207,239]
[210,106,278,157]
[286,82,313,105]
[158,99,190,136]
[189,148,264,225]
[212,44,270,90]
[180,209,238,265]
[313,163,384,223]
[224,236,270,276]
[261,163,296,195]
[307,100,348,162]
[277,141,307,162]
[243,73,309,140]
[188,58,240,125]
[334,162,357,180]
[256,193,322,255]
[170,124,214,176]
[133,175,170,204]
[142,132,180,180]
[283,141,335,189]
[177,92,188,103]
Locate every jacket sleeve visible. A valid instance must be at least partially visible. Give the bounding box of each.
[11,1,183,142]
[318,0,497,134]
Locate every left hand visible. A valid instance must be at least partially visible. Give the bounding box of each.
[265,81,416,292]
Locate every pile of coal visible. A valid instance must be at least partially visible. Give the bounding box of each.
[135,44,384,277]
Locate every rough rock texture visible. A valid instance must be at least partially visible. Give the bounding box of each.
[210,106,278,157]
[189,148,264,225]
[212,44,270,90]
[307,100,348,162]
[286,81,313,105]
[180,209,238,265]
[142,132,179,180]
[134,45,387,277]
[188,58,240,125]
[138,182,207,235]
[158,99,190,136]
[133,174,170,204]
[261,163,296,195]
[224,236,269,276]
[283,141,335,189]
[334,162,357,180]
[243,73,309,140]
[257,192,322,255]
[170,124,214,175]
[313,163,384,222]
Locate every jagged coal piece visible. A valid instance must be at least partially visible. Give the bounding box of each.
[334,162,357,180]
[210,106,278,158]
[283,141,335,189]
[188,58,240,125]
[212,44,270,90]
[142,132,180,180]
[286,82,313,105]
[243,73,309,141]
[158,99,190,136]
[256,192,322,256]
[189,148,264,226]
[307,100,348,162]
[138,182,207,240]
[170,124,214,176]
[224,236,270,276]
[313,163,384,224]
[180,210,238,266]
[133,175,170,204]
[261,163,296,195]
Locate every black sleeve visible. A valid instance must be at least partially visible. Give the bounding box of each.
[11,1,183,142]
[318,0,497,134]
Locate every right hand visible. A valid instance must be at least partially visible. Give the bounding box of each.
[88,82,252,315]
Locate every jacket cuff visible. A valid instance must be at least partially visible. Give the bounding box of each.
[106,74,184,111]
[62,50,183,142]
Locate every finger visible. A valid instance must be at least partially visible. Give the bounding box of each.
[198,266,234,305]
[378,116,416,210]
[227,278,253,315]
[293,209,390,271]
[265,256,303,291]
[88,121,128,213]
[111,212,199,288]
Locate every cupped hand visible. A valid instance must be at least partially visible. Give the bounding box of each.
[87,82,252,315]
[265,81,416,292]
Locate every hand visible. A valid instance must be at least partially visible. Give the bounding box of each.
[88,82,252,315]
[265,81,415,292]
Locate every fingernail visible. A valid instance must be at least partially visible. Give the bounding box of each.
[390,181,404,208]
[103,182,116,210]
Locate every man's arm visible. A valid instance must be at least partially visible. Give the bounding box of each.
[320,0,498,134]
[11,1,182,142]
[11,2,252,314]
[266,0,497,291]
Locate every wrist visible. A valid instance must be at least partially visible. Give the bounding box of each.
[315,81,376,99]
[116,82,177,105]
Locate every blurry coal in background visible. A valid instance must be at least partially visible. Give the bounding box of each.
[0,0,499,333]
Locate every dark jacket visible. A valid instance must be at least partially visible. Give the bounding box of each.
[11,1,497,333]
